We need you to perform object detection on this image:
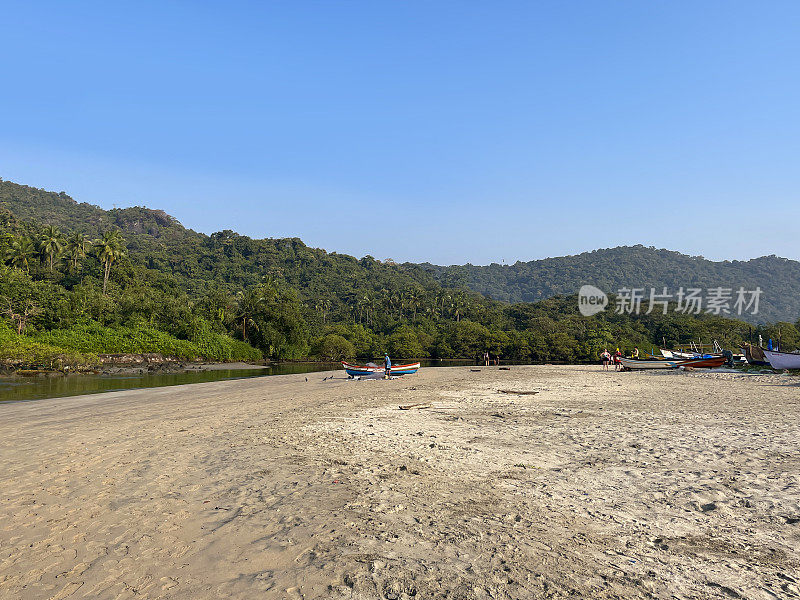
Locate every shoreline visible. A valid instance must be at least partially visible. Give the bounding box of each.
[0,359,268,378]
[1,359,792,408]
[0,355,610,378]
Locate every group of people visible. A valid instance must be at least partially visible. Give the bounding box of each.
[600,347,639,371]
[482,351,500,366]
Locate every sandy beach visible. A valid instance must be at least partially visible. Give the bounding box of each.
[1,365,798,599]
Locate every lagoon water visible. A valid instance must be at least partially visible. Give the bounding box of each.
[0,359,474,403]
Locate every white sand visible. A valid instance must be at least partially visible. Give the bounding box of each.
[0,366,798,599]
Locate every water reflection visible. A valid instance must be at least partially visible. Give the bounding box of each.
[0,359,475,403]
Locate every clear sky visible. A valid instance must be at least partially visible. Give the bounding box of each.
[2,1,799,264]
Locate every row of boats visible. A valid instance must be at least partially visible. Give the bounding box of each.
[740,343,800,370]
[621,343,800,371]
[340,344,800,376]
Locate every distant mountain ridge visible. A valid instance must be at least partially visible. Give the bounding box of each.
[423,247,800,323]
[2,178,798,324]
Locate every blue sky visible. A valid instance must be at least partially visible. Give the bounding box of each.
[2,1,799,264]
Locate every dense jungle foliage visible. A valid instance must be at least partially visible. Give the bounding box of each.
[423,247,800,324]
[1,179,798,369]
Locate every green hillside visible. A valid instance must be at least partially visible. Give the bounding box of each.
[0,180,439,298]
[424,246,800,324]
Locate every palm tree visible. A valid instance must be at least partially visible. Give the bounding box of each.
[233,287,264,342]
[312,296,332,324]
[436,292,451,318]
[406,288,422,322]
[39,225,65,271]
[260,276,279,301]
[359,294,374,325]
[65,231,91,272]
[398,291,409,319]
[380,288,391,315]
[5,237,36,273]
[451,292,466,322]
[389,292,401,318]
[322,298,332,324]
[94,230,125,294]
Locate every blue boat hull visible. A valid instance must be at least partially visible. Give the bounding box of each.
[342,361,420,377]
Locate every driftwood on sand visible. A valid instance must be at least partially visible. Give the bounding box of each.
[399,402,432,410]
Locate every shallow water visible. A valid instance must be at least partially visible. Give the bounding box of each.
[0,359,474,403]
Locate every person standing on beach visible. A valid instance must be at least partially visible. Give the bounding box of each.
[601,349,611,370]
[484,351,490,366]
[614,348,622,371]
[384,353,392,379]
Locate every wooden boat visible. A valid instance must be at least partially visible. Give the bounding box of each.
[661,348,720,360]
[621,356,727,370]
[621,357,681,370]
[741,343,769,366]
[762,349,800,370]
[680,356,727,369]
[342,361,421,377]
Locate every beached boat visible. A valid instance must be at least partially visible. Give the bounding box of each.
[622,356,727,370]
[680,356,727,369]
[741,343,769,366]
[621,357,681,370]
[342,361,421,377]
[676,352,717,359]
[762,349,800,370]
[661,348,720,360]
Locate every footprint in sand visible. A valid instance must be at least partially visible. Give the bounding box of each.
[160,576,179,590]
[48,581,84,599]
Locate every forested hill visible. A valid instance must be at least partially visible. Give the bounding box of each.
[0,180,439,297]
[4,180,799,324]
[424,247,800,324]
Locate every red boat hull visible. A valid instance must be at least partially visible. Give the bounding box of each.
[678,356,726,368]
